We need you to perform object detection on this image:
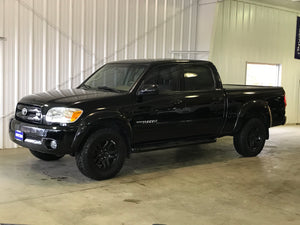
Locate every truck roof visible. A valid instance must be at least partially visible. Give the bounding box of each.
[106,59,213,67]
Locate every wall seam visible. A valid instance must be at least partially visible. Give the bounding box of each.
[0,0,4,149]
[68,0,72,88]
[162,0,167,58]
[179,0,184,59]
[134,0,139,59]
[92,0,97,72]
[188,0,193,59]
[14,0,19,110]
[42,0,47,91]
[28,0,33,94]
[114,0,119,61]
[125,0,129,59]
[171,0,175,58]
[80,0,85,82]
[144,0,148,58]
[55,0,60,89]
[153,0,158,58]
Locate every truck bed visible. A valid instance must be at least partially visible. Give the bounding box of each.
[223,84,282,92]
[221,84,285,133]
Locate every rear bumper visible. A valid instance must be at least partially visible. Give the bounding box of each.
[9,118,77,155]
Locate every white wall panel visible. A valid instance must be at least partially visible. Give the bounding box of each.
[0,0,216,149]
[197,0,216,52]
[0,0,4,149]
[3,0,18,148]
[210,0,300,124]
[31,0,46,92]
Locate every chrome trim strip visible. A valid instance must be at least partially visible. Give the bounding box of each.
[24,139,42,145]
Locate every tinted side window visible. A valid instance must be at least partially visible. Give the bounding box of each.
[144,65,182,92]
[183,65,215,91]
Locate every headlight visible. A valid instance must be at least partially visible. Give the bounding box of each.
[46,107,83,123]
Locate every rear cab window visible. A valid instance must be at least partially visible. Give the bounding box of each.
[182,64,215,91]
[141,63,216,93]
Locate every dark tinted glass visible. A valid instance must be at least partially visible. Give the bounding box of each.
[82,64,146,91]
[183,65,215,91]
[144,65,182,92]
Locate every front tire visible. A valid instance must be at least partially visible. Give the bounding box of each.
[233,118,267,157]
[75,129,127,180]
[29,149,65,161]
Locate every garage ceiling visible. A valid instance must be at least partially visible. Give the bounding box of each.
[251,0,300,11]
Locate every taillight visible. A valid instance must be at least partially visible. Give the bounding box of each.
[284,95,287,107]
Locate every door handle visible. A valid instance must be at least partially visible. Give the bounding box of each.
[175,100,183,104]
[212,97,223,101]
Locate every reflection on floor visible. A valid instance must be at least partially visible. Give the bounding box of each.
[0,125,299,225]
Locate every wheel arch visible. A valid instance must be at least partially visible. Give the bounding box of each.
[233,100,271,139]
[71,111,132,156]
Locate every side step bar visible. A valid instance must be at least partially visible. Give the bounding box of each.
[132,138,216,153]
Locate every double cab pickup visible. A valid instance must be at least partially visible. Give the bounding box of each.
[9,60,286,180]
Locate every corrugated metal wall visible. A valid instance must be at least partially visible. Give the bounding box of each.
[0,0,217,149]
[210,0,300,124]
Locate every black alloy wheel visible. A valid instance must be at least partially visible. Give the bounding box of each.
[233,118,267,157]
[246,127,264,153]
[94,139,118,170]
[76,129,127,180]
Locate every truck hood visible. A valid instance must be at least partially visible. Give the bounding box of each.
[19,88,123,106]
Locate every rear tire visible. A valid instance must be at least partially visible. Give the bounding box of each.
[29,149,64,161]
[233,118,267,157]
[75,129,127,180]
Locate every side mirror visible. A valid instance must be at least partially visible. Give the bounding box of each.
[137,84,159,96]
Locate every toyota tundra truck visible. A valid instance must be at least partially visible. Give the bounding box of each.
[9,60,286,180]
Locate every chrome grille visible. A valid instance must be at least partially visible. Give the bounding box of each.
[16,104,42,124]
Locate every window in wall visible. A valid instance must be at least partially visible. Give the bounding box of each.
[246,63,281,86]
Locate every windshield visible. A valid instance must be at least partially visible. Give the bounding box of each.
[79,63,147,92]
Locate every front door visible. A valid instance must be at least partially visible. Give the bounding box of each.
[131,64,187,143]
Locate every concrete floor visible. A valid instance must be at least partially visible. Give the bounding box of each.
[0,125,299,225]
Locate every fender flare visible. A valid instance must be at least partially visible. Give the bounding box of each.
[233,100,272,137]
[71,110,132,154]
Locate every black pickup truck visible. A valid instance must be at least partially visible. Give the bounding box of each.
[9,60,286,180]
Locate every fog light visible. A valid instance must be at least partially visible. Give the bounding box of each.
[50,140,57,149]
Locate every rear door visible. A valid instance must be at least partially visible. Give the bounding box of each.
[181,63,226,137]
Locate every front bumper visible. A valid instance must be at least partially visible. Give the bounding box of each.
[9,118,77,155]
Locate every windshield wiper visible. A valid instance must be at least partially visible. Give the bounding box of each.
[97,86,120,93]
[80,84,92,90]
